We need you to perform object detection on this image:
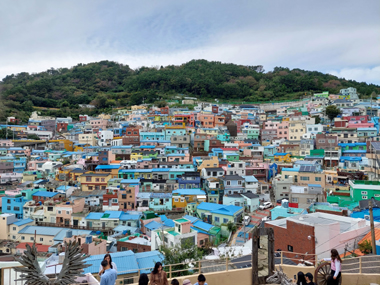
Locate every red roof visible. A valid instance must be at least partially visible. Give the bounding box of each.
[220,148,238,151]
[16,243,50,252]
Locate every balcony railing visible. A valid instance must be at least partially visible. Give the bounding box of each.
[35,221,113,231]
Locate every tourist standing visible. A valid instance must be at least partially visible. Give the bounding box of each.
[323,249,342,285]
[150,262,168,285]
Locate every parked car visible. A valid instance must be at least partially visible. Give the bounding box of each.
[243,215,251,226]
[259,202,273,210]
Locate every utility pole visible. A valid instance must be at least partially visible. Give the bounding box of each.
[369,199,377,255]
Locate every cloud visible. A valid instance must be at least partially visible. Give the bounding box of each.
[0,0,379,85]
[328,66,380,85]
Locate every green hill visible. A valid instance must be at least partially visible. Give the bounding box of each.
[0,59,379,121]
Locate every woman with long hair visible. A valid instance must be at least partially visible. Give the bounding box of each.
[323,249,342,285]
[139,273,149,285]
[293,271,306,285]
[150,262,168,285]
[98,253,118,276]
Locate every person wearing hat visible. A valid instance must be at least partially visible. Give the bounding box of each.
[305,273,315,285]
[182,279,192,285]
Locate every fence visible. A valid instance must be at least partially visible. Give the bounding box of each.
[1,251,380,285]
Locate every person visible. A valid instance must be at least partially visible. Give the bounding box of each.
[293,271,306,285]
[194,274,207,285]
[323,249,342,285]
[305,273,315,285]
[150,262,168,285]
[182,279,192,285]
[139,273,149,285]
[171,279,179,285]
[100,260,117,285]
[99,253,117,276]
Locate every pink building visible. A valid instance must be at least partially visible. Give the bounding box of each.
[277,121,289,140]
[55,198,85,227]
[197,114,215,128]
[64,234,107,256]
[90,119,109,130]
[0,140,14,147]
[27,160,50,171]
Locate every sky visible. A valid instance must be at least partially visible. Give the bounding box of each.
[0,0,379,84]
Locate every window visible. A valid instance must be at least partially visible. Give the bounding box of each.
[21,236,25,240]
[101,178,105,182]
[361,191,368,195]
[30,237,34,241]
[12,227,16,231]
[223,218,228,223]
[7,206,10,210]
[300,176,309,181]
[66,211,70,215]
[315,177,321,181]
[288,245,293,252]
[291,198,298,203]
[214,217,220,222]
[86,177,91,182]
[40,238,43,242]
[362,196,368,199]
[227,181,231,186]
[307,198,314,204]
[238,181,242,186]
[95,178,100,182]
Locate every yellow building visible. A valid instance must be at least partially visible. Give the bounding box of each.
[131,105,147,111]
[288,122,306,141]
[196,156,219,172]
[131,153,143,161]
[274,153,291,163]
[49,139,74,151]
[78,134,97,146]
[78,173,112,191]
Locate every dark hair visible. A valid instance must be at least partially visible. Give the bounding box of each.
[331,249,342,263]
[152,262,162,274]
[139,273,149,285]
[101,260,109,268]
[171,279,179,285]
[103,254,114,269]
[305,272,313,282]
[296,271,306,285]
[198,274,206,282]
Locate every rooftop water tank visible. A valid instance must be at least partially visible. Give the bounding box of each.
[281,199,289,208]
[66,230,72,238]
[85,235,93,244]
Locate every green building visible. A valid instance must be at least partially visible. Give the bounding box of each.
[349,180,380,202]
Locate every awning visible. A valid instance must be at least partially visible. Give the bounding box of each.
[337,176,349,179]
[197,195,207,199]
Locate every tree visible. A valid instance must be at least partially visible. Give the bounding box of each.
[312,115,321,124]
[27,134,41,140]
[0,128,15,139]
[358,240,372,254]
[227,221,237,233]
[325,105,342,121]
[156,101,167,108]
[160,240,204,277]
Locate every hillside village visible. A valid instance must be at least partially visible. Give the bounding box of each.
[0,87,380,283]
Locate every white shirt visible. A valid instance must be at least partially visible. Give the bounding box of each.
[99,262,118,275]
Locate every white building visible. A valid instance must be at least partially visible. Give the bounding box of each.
[151,218,197,250]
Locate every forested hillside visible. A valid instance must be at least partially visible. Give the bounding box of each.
[0,59,379,121]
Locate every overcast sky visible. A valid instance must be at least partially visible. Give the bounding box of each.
[1,0,379,84]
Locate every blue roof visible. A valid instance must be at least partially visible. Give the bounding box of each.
[339,156,362,162]
[150,193,172,198]
[145,221,162,231]
[197,202,224,211]
[163,219,175,227]
[95,165,120,170]
[84,251,139,275]
[12,218,34,226]
[32,191,59,197]
[104,211,123,219]
[192,220,214,232]
[242,176,258,182]
[274,153,288,156]
[56,185,71,191]
[18,226,63,236]
[119,213,141,221]
[54,229,93,242]
[357,128,377,131]
[182,215,199,224]
[211,205,243,216]
[134,251,165,274]
[281,168,300,172]
[113,225,138,233]
[342,150,367,153]
[172,189,206,195]
[85,212,104,220]
[308,184,322,187]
